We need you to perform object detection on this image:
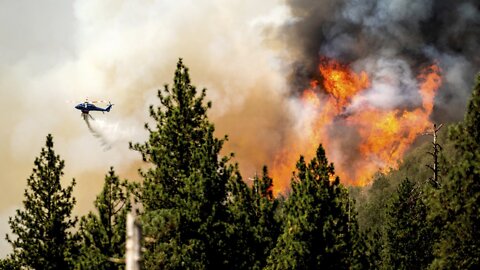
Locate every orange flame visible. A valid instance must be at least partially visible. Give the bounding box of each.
[271,59,441,195]
[320,59,370,108]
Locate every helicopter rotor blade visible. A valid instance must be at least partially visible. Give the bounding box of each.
[67,98,111,104]
[91,100,110,103]
[66,100,83,104]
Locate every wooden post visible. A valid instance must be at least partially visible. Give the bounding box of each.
[126,211,142,270]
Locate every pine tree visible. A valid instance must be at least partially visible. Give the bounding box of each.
[130,59,235,268]
[356,174,393,233]
[224,166,281,270]
[266,145,357,269]
[75,167,130,269]
[428,74,480,269]
[383,178,433,269]
[352,228,383,270]
[250,166,281,269]
[0,257,17,270]
[4,134,77,270]
[224,170,257,270]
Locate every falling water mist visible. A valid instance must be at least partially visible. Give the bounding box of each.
[82,114,112,151]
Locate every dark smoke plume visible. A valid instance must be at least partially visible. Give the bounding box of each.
[280,0,480,121]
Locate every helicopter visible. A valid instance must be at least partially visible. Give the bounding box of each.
[71,98,113,120]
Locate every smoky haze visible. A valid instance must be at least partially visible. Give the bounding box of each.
[0,0,292,258]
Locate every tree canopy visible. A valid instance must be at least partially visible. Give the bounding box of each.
[4,134,77,270]
[2,62,479,270]
[75,167,130,269]
[428,74,480,269]
[130,59,237,268]
[266,145,357,269]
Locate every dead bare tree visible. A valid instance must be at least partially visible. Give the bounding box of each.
[424,123,443,188]
[126,210,142,270]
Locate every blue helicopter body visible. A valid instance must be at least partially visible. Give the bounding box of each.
[75,102,113,114]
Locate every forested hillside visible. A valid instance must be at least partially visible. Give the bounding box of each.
[1,60,479,269]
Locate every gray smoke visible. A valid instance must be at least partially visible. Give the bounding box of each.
[280,0,480,121]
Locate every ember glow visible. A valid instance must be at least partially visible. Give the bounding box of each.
[272,58,442,194]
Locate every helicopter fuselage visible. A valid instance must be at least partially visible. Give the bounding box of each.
[75,102,112,114]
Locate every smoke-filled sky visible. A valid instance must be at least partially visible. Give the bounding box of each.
[0,0,292,257]
[0,0,478,258]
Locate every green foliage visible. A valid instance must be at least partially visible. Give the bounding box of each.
[428,74,480,269]
[352,125,455,269]
[352,74,479,269]
[130,58,227,211]
[266,145,357,270]
[354,174,393,233]
[250,166,282,269]
[224,166,281,270]
[130,59,236,268]
[2,66,477,270]
[5,134,77,270]
[75,167,130,269]
[224,171,257,269]
[0,257,18,270]
[353,228,383,270]
[383,178,434,269]
[353,124,454,236]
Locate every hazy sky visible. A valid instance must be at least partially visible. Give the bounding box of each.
[0,0,291,257]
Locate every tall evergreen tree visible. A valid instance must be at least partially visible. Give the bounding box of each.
[130,59,235,268]
[352,228,383,270]
[224,170,257,270]
[429,74,480,269]
[266,145,357,269]
[4,134,77,270]
[356,174,392,233]
[75,167,130,269]
[250,166,281,269]
[224,166,281,270]
[0,257,17,270]
[383,178,433,269]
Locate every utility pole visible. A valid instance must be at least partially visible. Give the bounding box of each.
[425,123,443,188]
[126,208,142,270]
